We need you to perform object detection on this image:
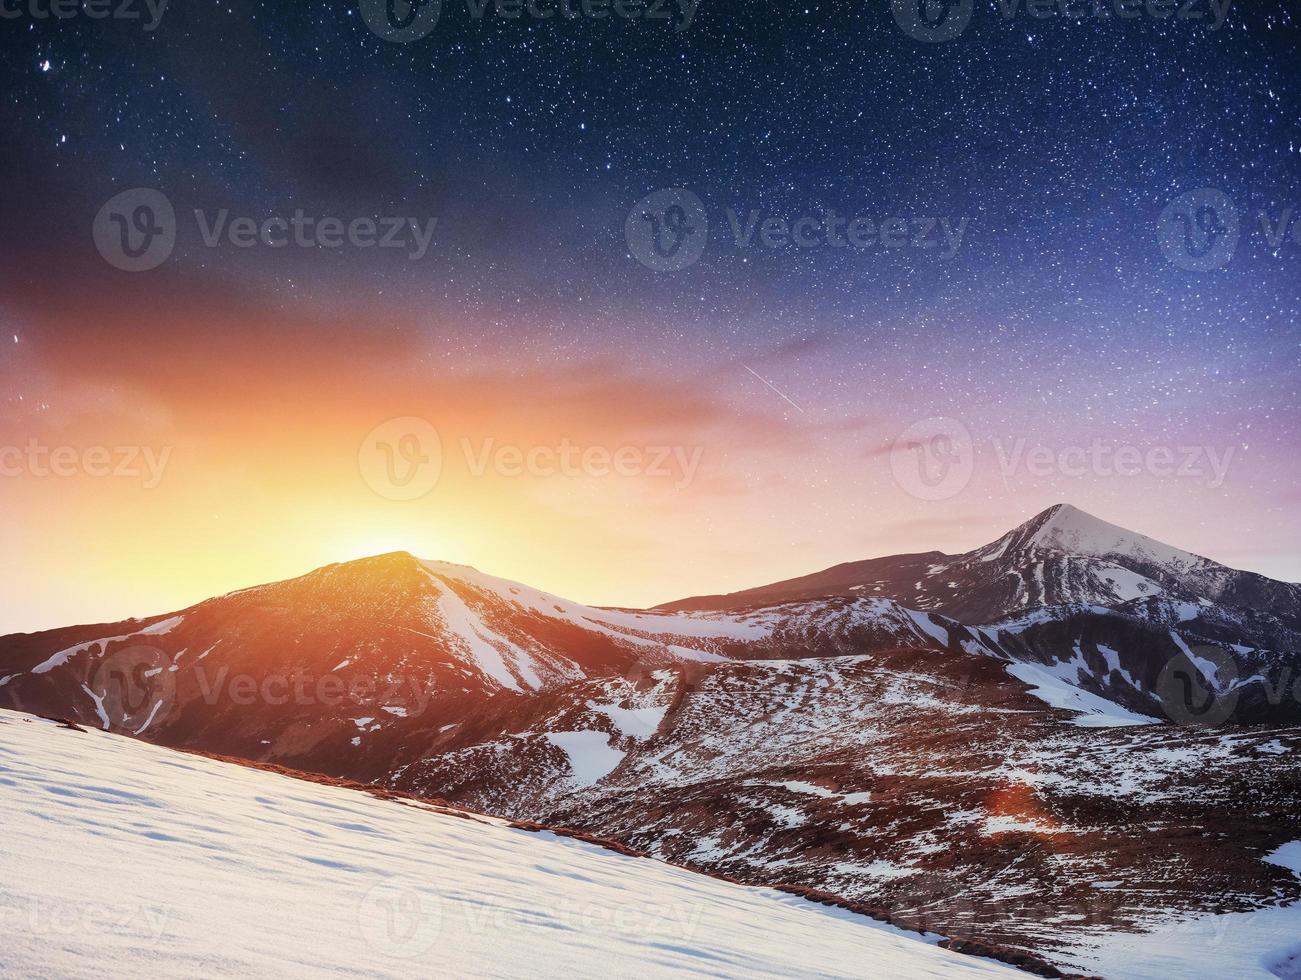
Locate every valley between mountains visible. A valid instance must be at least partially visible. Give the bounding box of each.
[3,504,1300,977]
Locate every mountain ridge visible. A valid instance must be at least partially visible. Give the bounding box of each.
[4,503,1299,733]
[659,503,1296,615]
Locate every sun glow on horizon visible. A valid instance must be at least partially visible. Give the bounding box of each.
[1,347,1296,637]
[327,527,452,567]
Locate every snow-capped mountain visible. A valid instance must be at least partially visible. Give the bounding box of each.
[0,552,976,782]
[665,503,1301,725]
[666,503,1301,628]
[3,504,1300,974]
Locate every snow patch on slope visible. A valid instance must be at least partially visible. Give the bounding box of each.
[420,559,776,644]
[78,684,110,729]
[423,572,538,692]
[1005,662,1160,728]
[546,731,626,787]
[588,700,667,740]
[32,634,131,675]
[30,616,185,675]
[906,610,950,648]
[1095,564,1161,601]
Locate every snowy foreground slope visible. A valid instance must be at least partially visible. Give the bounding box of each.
[0,711,1018,980]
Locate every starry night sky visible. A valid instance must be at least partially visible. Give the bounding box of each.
[0,1,1299,630]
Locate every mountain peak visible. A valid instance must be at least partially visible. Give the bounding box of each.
[999,503,1204,571]
[1028,503,1107,539]
[1038,501,1087,521]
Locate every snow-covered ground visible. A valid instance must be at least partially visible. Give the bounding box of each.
[0,710,1017,979]
[1069,841,1301,980]
[1003,660,1160,728]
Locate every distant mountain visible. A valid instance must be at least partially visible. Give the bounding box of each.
[3,504,1300,972]
[663,503,1301,725]
[664,503,1301,626]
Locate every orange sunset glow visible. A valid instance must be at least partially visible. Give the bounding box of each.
[3,300,1298,638]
